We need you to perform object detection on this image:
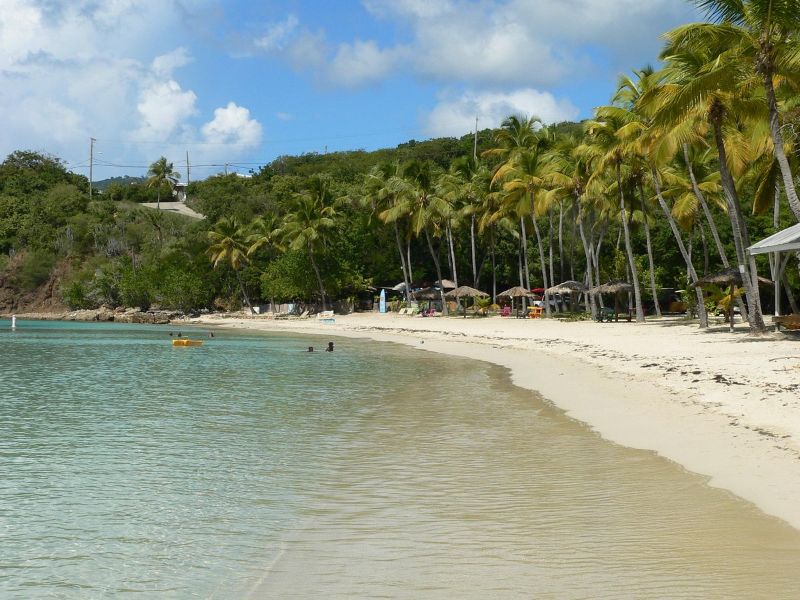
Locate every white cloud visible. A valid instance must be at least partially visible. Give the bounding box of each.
[132,80,198,141]
[254,15,299,52]
[423,89,580,137]
[327,40,408,88]
[0,1,263,178]
[151,47,192,77]
[202,102,262,148]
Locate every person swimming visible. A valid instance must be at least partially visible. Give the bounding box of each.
[307,346,314,352]
[325,341,334,352]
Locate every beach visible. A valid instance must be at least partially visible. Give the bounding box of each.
[193,312,800,531]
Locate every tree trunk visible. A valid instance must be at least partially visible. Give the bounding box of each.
[235,269,254,314]
[406,238,413,283]
[446,221,458,288]
[639,183,661,317]
[531,212,551,317]
[578,213,598,319]
[651,166,708,328]
[710,115,765,332]
[569,201,578,281]
[491,231,497,303]
[394,221,411,303]
[559,203,565,283]
[470,215,478,285]
[519,217,531,291]
[424,227,448,315]
[616,163,644,322]
[308,246,327,311]
[763,68,800,221]
[548,210,555,289]
[683,144,729,268]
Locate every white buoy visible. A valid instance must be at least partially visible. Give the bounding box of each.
[11,314,16,330]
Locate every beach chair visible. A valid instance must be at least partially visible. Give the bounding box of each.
[528,306,543,319]
[398,308,408,315]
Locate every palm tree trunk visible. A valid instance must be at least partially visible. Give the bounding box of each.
[156,189,160,210]
[710,115,766,332]
[308,247,327,311]
[616,163,644,322]
[763,69,800,221]
[651,166,708,328]
[578,213,597,319]
[638,183,661,317]
[683,144,729,266]
[424,227,448,315]
[548,210,555,288]
[470,215,478,285]
[519,217,531,292]
[530,212,551,317]
[491,231,497,303]
[406,238,413,283]
[569,201,578,281]
[235,270,254,314]
[447,221,458,287]
[394,221,411,303]
[558,203,565,282]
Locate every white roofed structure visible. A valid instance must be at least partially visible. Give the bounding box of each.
[747,223,800,329]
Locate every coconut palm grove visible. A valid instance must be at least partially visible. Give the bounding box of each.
[2,0,800,333]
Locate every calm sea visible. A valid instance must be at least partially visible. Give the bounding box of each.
[1,319,800,599]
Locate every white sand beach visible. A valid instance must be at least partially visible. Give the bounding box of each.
[193,312,800,530]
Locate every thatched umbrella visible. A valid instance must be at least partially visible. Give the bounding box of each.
[693,268,772,331]
[498,286,534,317]
[546,280,587,314]
[445,285,489,318]
[589,280,633,322]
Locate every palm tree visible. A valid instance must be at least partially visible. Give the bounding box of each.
[689,0,800,220]
[280,176,339,311]
[585,112,646,322]
[655,29,767,331]
[394,160,451,314]
[147,156,180,210]
[363,163,413,302]
[496,148,566,316]
[207,217,254,313]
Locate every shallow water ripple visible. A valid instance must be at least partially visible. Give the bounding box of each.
[2,320,800,599]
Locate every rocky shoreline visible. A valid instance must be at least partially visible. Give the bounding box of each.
[3,306,188,324]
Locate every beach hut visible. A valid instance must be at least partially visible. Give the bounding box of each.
[693,268,772,332]
[748,222,800,331]
[435,279,457,290]
[445,286,489,318]
[589,280,633,322]
[546,280,588,313]
[498,286,534,318]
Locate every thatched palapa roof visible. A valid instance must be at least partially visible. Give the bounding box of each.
[413,287,442,300]
[445,285,489,299]
[546,280,587,294]
[589,280,633,294]
[497,286,534,298]
[693,267,772,288]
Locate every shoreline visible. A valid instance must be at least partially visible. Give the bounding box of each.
[190,312,800,531]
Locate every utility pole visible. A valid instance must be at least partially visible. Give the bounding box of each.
[89,137,96,199]
[473,116,478,161]
[186,150,190,185]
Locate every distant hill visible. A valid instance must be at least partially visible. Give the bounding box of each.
[94,175,145,191]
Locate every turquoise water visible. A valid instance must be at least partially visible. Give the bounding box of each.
[2,319,800,599]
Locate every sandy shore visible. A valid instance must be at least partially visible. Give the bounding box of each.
[191,311,800,529]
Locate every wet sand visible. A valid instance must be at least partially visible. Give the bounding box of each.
[192,312,800,531]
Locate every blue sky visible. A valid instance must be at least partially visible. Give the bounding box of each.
[0,0,700,180]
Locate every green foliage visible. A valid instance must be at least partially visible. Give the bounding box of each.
[15,250,57,291]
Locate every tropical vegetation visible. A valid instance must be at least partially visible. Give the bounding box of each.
[1,0,799,333]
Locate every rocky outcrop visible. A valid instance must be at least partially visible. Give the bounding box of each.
[6,307,186,324]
